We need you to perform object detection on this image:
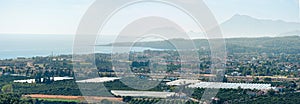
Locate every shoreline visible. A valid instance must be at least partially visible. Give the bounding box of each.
[0,46,164,60]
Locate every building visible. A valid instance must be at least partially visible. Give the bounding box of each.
[110,90,175,98]
[189,82,273,90]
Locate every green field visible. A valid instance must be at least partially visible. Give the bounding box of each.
[37,98,80,103]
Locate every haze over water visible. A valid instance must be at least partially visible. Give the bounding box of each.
[0,34,157,59]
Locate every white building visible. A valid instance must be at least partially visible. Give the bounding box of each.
[189,82,273,90]
[76,77,120,83]
[111,90,175,98]
[166,79,201,86]
[13,77,73,83]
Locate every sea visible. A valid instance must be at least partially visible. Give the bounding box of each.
[0,34,160,59]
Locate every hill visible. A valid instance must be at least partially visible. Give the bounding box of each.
[100,36,300,54]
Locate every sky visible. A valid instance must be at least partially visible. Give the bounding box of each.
[0,0,299,35]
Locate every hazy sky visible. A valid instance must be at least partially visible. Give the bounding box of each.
[0,0,299,35]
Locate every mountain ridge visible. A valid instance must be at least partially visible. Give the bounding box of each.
[220,14,300,38]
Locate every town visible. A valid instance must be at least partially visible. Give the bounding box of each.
[0,37,299,104]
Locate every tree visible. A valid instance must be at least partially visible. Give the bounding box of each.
[267,89,275,96]
[1,84,13,93]
[264,77,272,82]
[0,93,35,104]
[35,72,42,83]
[253,77,259,82]
[123,96,132,102]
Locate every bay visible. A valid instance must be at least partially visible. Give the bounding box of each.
[0,34,160,59]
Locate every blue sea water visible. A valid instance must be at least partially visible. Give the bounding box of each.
[0,34,158,59]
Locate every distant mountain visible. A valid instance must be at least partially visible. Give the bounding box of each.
[278,30,300,37]
[220,14,300,38]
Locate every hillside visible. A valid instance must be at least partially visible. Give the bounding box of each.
[100,36,300,54]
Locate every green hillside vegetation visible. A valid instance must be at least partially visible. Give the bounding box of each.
[102,36,300,54]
